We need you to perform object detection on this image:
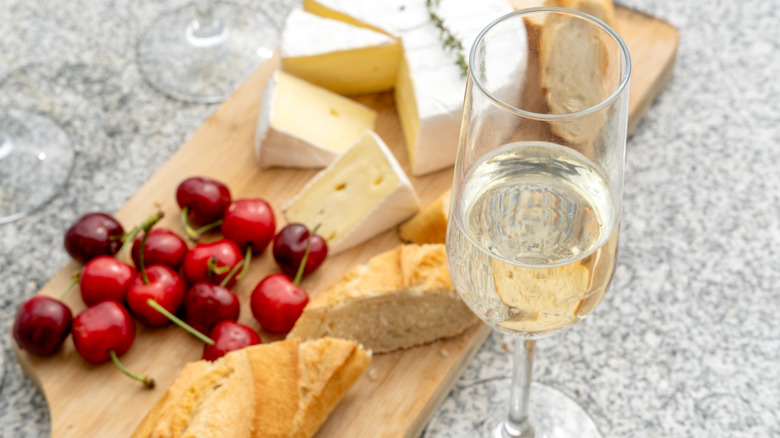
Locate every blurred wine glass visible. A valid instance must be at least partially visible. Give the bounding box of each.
[136,0,280,103]
[0,110,73,224]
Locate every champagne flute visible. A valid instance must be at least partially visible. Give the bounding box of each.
[0,110,73,224]
[136,1,280,103]
[428,8,630,437]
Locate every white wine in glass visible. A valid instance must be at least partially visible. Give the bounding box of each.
[0,110,73,224]
[427,7,630,438]
[136,1,280,103]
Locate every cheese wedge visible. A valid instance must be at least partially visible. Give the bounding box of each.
[288,244,478,353]
[254,71,377,169]
[283,131,420,254]
[301,0,513,176]
[281,9,402,95]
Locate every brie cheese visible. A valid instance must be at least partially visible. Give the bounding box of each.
[281,9,402,95]
[255,71,377,169]
[283,131,420,254]
[301,0,514,176]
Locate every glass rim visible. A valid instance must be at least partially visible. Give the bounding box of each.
[469,6,632,120]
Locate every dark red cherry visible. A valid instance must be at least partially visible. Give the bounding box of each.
[202,321,262,361]
[13,296,73,356]
[64,212,124,263]
[176,176,231,226]
[131,228,188,271]
[183,282,241,335]
[272,223,328,278]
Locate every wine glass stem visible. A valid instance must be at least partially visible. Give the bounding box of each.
[504,339,535,438]
[0,130,12,160]
[190,0,225,43]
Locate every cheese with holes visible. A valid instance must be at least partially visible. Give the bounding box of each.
[299,0,513,176]
[254,71,377,169]
[281,9,402,95]
[283,131,420,254]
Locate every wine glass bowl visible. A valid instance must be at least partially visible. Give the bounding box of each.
[431,7,630,437]
[136,2,280,103]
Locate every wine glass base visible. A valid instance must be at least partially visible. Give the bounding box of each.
[136,2,279,103]
[0,110,73,224]
[424,381,603,438]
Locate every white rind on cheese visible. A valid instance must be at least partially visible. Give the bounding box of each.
[302,0,513,176]
[254,71,377,169]
[283,131,420,254]
[281,9,402,95]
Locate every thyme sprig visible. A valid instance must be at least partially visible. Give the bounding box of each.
[425,0,468,76]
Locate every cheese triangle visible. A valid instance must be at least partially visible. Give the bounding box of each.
[283,131,420,254]
[255,71,377,169]
[281,9,402,95]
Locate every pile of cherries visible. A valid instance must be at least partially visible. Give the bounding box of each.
[12,176,327,387]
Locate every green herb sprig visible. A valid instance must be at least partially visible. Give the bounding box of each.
[425,0,468,76]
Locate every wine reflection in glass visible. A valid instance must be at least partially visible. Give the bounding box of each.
[136,0,280,103]
[428,7,630,438]
[0,110,73,224]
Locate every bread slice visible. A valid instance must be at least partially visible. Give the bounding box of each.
[287,244,478,353]
[397,189,451,245]
[131,338,370,438]
[540,1,613,145]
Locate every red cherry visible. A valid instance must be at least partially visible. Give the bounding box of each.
[181,239,244,288]
[176,176,231,226]
[250,273,309,334]
[13,296,73,356]
[222,199,276,253]
[79,255,136,306]
[126,265,186,327]
[71,301,135,364]
[131,228,188,271]
[272,223,328,278]
[202,321,262,361]
[64,212,124,263]
[183,282,240,335]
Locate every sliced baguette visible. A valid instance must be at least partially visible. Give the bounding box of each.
[287,244,478,353]
[397,189,451,245]
[131,338,370,438]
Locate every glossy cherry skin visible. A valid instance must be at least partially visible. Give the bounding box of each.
[183,282,241,335]
[272,223,328,278]
[181,239,243,288]
[13,296,73,356]
[176,176,232,225]
[64,212,124,263]
[222,198,276,253]
[79,255,136,306]
[131,228,188,271]
[250,274,309,334]
[202,321,262,361]
[126,265,186,327]
[72,300,135,364]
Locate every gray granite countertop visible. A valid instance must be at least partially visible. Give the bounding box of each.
[1,1,778,437]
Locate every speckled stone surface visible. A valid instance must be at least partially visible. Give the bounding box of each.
[1,1,778,437]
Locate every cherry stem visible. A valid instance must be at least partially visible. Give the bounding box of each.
[109,349,155,389]
[220,250,247,287]
[146,299,215,346]
[236,245,252,281]
[293,230,314,286]
[136,212,165,285]
[119,211,164,261]
[207,256,231,277]
[180,207,223,242]
[59,271,80,301]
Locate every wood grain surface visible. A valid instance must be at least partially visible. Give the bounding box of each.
[12,5,678,438]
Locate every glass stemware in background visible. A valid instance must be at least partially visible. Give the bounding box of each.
[427,8,630,438]
[0,110,73,224]
[136,0,280,103]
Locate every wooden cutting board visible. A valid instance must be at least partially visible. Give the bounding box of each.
[12,5,677,438]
